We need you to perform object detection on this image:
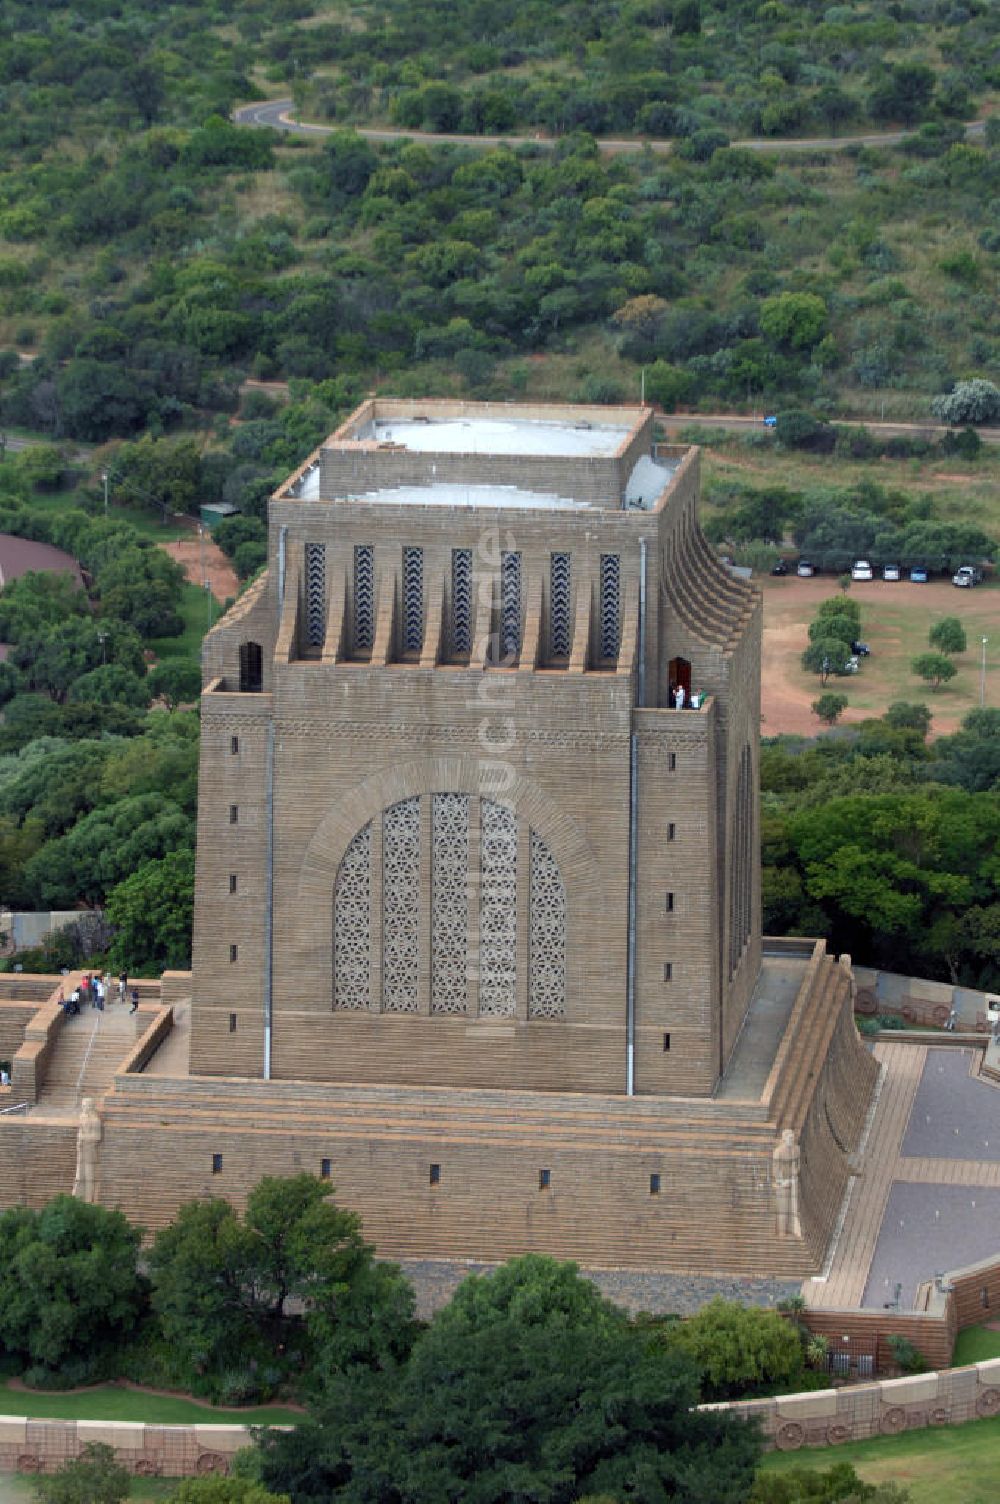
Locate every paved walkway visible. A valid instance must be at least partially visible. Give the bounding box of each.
[804,1044,1000,1312]
[804,1041,924,1310]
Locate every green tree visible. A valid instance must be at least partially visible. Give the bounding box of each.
[666,1298,803,1400]
[34,1443,130,1504]
[931,379,1000,426]
[760,293,828,352]
[67,664,152,709]
[885,702,932,738]
[105,849,195,973]
[929,617,967,656]
[163,1481,290,1504]
[148,660,203,709]
[0,1198,145,1382]
[911,652,957,690]
[802,637,853,677]
[867,62,935,125]
[812,693,848,726]
[258,1256,760,1504]
[149,1176,414,1399]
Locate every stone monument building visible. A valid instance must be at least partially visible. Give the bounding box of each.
[0,400,879,1281]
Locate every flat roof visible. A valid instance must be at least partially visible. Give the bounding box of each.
[358,416,632,458]
[346,483,593,511]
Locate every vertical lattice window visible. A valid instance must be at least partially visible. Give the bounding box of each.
[431,793,469,1014]
[550,552,571,659]
[528,831,566,1018]
[479,799,517,1017]
[600,554,621,661]
[333,821,371,1009]
[403,547,423,654]
[451,548,473,657]
[354,545,375,652]
[382,798,421,1012]
[305,542,326,647]
[500,551,521,662]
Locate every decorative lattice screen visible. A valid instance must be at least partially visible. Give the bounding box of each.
[333,821,371,1009]
[451,549,473,657]
[430,793,470,1014]
[383,798,421,1012]
[304,542,326,648]
[528,830,566,1018]
[479,798,517,1017]
[599,553,621,661]
[354,544,375,651]
[403,547,423,654]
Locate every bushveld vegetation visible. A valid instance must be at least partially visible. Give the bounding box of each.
[0,1179,914,1504]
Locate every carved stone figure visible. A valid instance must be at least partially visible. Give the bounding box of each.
[72,1096,102,1203]
[772,1128,801,1238]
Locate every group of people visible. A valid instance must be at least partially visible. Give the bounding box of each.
[668,682,702,710]
[59,972,140,1017]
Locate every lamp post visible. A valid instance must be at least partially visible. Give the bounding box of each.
[97,629,107,666]
[982,636,989,708]
[101,471,108,517]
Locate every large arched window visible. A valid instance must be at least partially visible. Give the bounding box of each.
[331,796,566,1019]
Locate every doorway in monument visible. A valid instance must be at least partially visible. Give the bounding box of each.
[667,656,691,708]
[239,641,263,693]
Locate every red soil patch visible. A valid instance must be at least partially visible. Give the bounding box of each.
[163,535,239,603]
[759,575,985,738]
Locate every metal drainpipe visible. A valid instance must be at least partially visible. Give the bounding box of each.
[625,539,648,1097]
[263,720,275,1082]
[264,525,287,1082]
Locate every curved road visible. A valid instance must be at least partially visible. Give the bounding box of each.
[234,98,988,156]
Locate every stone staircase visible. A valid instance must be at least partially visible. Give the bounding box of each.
[37,1007,138,1113]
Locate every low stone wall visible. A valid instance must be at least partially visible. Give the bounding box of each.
[0,1418,265,1478]
[117,1005,173,1076]
[718,1358,1000,1450]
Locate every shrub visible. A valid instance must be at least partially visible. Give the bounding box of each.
[931,379,1000,426]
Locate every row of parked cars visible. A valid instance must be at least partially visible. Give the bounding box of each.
[771,559,983,586]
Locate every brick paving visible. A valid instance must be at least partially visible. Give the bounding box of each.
[805,1044,1000,1314]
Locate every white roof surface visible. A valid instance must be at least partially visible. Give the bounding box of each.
[346,483,593,511]
[366,417,631,457]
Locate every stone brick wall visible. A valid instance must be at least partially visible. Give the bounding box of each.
[719,1358,1000,1451]
[0,1418,258,1478]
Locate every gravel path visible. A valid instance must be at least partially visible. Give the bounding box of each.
[398,1258,800,1320]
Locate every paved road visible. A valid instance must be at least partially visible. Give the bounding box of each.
[234,98,988,156]
[660,413,1000,444]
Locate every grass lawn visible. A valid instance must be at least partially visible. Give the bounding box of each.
[952,1324,1000,1366]
[0,1476,177,1502]
[0,1379,300,1427]
[20,490,193,544]
[147,579,212,666]
[759,1414,1000,1504]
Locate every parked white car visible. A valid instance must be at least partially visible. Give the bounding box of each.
[851,559,873,581]
[883,563,901,581]
[953,565,982,588]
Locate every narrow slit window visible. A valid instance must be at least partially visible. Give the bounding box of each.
[305,541,326,647]
[663,962,673,982]
[230,944,238,963]
[354,544,375,651]
[321,1158,331,1180]
[538,1168,551,1191]
[229,1012,237,1033]
[429,1163,441,1186]
[230,805,239,825]
[667,822,676,841]
[650,1173,661,1195]
[451,549,473,657]
[500,551,521,661]
[549,552,571,658]
[212,1153,223,1174]
[665,892,674,913]
[663,1032,671,1051]
[599,554,621,661]
[230,736,239,755]
[668,752,676,771]
[403,546,423,654]
[229,874,238,894]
